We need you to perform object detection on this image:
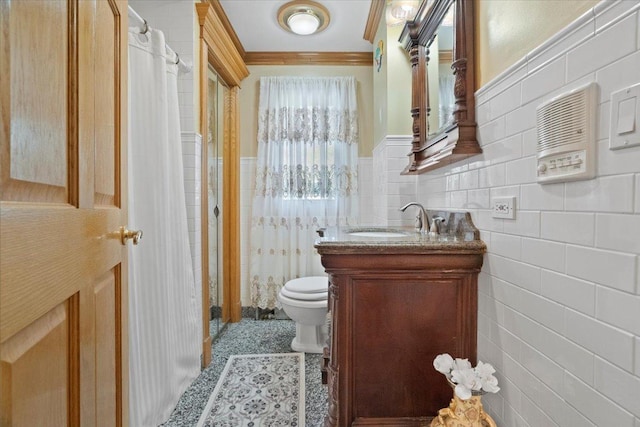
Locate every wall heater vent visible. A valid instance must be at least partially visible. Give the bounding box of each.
[536,82,597,184]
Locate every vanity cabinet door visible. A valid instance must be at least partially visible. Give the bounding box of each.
[351,276,464,418]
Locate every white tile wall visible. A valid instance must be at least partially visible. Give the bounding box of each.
[521,237,566,272]
[490,233,522,260]
[459,169,479,189]
[489,83,522,120]
[597,140,640,176]
[478,116,506,146]
[593,357,640,417]
[503,210,541,238]
[181,131,202,326]
[565,308,635,372]
[466,188,490,209]
[636,336,640,375]
[486,254,541,293]
[596,213,640,254]
[505,156,537,185]
[522,129,538,157]
[540,269,595,315]
[566,13,637,82]
[565,174,635,213]
[521,56,566,104]
[566,244,636,293]
[520,343,564,393]
[358,158,375,225]
[596,286,640,335]
[537,384,596,427]
[482,135,523,164]
[540,211,595,246]
[596,50,640,103]
[635,174,640,213]
[563,372,635,427]
[520,182,564,211]
[387,2,640,425]
[479,164,506,188]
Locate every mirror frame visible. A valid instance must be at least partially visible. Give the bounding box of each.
[400,0,480,174]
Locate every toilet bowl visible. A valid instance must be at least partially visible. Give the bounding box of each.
[277,276,328,354]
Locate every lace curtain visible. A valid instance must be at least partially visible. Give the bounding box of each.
[439,73,455,129]
[250,76,359,309]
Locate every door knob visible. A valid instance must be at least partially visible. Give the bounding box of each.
[119,226,143,245]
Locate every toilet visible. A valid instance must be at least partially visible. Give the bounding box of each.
[277,276,328,354]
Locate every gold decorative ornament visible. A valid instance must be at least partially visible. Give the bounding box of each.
[430,391,497,427]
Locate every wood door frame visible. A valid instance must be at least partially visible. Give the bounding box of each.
[196,1,248,367]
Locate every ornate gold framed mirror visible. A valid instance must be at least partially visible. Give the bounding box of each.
[400,0,480,174]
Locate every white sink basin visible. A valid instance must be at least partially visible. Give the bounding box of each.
[349,231,408,238]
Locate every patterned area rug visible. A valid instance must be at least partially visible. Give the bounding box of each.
[197,353,305,427]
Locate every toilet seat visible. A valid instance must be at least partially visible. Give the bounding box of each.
[278,292,327,308]
[281,286,327,301]
[281,276,328,301]
[284,276,328,294]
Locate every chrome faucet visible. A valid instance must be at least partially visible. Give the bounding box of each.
[399,202,430,234]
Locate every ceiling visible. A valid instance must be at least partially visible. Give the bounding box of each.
[218,1,375,53]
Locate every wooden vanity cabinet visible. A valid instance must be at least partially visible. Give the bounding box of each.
[317,249,484,427]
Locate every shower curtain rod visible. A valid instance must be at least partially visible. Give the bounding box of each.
[127,5,191,73]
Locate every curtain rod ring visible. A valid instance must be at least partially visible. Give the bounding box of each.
[140,19,149,35]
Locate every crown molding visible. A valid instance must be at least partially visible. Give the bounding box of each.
[206,0,246,58]
[196,3,249,86]
[363,0,385,43]
[244,51,373,66]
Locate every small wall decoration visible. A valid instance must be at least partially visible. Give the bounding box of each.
[374,40,384,72]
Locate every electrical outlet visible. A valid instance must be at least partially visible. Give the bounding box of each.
[492,197,516,219]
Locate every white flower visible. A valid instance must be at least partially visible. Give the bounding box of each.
[432,353,500,400]
[475,360,496,379]
[451,367,478,390]
[433,353,454,375]
[453,358,472,371]
[454,383,472,400]
[480,374,500,393]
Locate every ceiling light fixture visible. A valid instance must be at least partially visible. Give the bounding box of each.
[386,0,419,27]
[278,0,330,36]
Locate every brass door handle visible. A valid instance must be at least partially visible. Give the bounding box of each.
[120,226,143,245]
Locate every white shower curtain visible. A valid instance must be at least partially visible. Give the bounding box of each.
[128,28,200,426]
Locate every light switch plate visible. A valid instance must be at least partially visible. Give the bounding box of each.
[610,83,640,150]
[492,196,516,219]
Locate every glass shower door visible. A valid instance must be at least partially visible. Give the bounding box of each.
[207,65,225,338]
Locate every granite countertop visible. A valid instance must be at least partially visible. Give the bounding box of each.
[314,226,486,254]
[314,211,486,255]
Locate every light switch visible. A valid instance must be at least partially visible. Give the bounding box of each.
[610,83,640,150]
[617,97,636,134]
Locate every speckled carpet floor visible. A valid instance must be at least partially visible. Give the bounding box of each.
[160,319,327,427]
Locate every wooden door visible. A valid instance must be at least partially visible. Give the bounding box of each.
[0,0,129,425]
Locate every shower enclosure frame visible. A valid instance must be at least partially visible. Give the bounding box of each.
[196,2,248,367]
